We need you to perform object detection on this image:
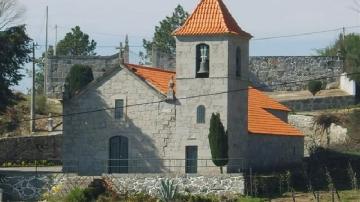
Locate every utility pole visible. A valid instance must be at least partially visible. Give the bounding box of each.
[44,6,49,95]
[31,43,36,133]
[54,24,58,56]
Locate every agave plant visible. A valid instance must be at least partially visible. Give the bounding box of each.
[158,179,178,202]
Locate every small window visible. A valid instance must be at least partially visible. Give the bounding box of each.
[115,99,124,119]
[236,47,241,77]
[196,44,210,78]
[197,105,206,124]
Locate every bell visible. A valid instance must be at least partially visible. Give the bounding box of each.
[197,61,209,74]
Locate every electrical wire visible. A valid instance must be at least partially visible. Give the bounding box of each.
[9,71,360,125]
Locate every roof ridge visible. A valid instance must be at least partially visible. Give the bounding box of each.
[216,0,238,34]
[173,0,252,37]
[125,63,176,74]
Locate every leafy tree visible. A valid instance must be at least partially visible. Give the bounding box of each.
[65,64,94,97]
[317,33,360,82]
[308,80,323,96]
[26,47,54,95]
[142,5,188,57]
[56,26,97,56]
[208,113,228,174]
[0,25,32,112]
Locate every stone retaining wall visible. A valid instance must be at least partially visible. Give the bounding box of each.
[104,174,244,196]
[289,115,348,156]
[249,56,343,91]
[281,95,355,112]
[0,134,62,163]
[46,55,344,98]
[0,174,244,201]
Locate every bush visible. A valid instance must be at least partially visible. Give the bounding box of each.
[345,109,360,142]
[308,80,323,96]
[65,64,94,97]
[85,179,106,200]
[65,187,87,202]
[35,95,48,115]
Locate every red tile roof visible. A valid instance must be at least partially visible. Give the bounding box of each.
[173,0,251,37]
[248,88,303,136]
[125,64,175,94]
[124,64,303,137]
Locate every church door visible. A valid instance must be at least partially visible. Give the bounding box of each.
[185,146,198,173]
[109,136,129,173]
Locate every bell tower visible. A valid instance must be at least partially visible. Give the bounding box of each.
[172,0,252,173]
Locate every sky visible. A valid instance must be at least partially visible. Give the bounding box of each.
[13,0,360,92]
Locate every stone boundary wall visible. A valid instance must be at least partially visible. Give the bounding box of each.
[249,56,343,91]
[281,95,356,112]
[0,174,244,201]
[46,54,119,98]
[0,134,62,162]
[46,55,344,99]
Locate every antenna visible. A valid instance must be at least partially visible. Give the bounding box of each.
[44,6,49,95]
[54,24,58,56]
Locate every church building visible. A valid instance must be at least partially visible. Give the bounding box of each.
[62,0,304,175]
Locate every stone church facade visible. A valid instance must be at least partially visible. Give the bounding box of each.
[63,0,304,175]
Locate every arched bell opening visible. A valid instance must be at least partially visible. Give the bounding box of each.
[196,44,210,78]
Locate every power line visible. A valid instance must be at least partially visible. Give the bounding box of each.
[34,25,360,51]
[9,72,360,125]
[253,27,344,41]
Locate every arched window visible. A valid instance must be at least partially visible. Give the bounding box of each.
[196,105,206,124]
[236,47,241,77]
[196,44,210,78]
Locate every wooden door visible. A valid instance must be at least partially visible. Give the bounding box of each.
[109,136,129,173]
[185,146,198,174]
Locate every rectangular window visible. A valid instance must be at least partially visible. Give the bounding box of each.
[114,99,124,119]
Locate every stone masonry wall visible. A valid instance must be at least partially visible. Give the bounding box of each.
[0,134,62,163]
[0,174,244,201]
[249,56,343,91]
[289,115,348,156]
[281,95,355,112]
[46,54,119,98]
[46,55,344,99]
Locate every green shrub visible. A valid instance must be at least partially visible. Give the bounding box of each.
[65,64,94,97]
[65,187,87,202]
[35,95,48,115]
[308,80,323,96]
[126,192,158,202]
[346,109,360,141]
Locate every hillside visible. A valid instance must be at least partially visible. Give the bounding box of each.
[0,94,63,137]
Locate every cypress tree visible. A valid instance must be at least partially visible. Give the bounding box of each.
[208,113,229,174]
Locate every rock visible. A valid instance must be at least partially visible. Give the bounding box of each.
[326,82,339,90]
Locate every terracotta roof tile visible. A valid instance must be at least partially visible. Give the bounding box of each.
[173,0,252,37]
[248,88,303,136]
[124,64,302,137]
[124,64,175,94]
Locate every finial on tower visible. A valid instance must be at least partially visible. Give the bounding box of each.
[166,76,175,101]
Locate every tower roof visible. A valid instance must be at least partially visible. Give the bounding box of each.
[173,0,251,37]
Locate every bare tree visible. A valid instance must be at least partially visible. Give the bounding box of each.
[0,0,25,30]
[350,0,360,13]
